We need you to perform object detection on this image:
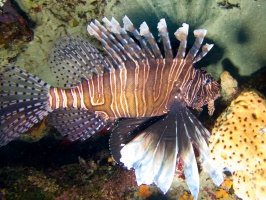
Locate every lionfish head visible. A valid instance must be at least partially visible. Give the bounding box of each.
[193,70,220,115]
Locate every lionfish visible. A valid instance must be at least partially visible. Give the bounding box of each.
[0,16,223,198]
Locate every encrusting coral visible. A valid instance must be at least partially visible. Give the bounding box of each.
[138,185,152,198]
[220,71,238,102]
[209,90,266,200]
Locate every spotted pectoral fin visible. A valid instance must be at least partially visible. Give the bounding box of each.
[49,107,107,141]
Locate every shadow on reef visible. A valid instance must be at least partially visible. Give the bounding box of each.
[0,132,110,169]
[236,25,250,44]
[221,58,249,85]
[0,0,34,47]
[10,0,36,28]
[242,65,266,95]
[222,58,266,93]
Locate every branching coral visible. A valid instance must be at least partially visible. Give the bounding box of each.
[209,90,266,200]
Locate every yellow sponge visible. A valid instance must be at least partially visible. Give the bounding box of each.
[209,90,266,200]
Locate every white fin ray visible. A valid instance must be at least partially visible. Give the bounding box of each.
[193,43,214,63]
[186,29,207,62]
[104,17,144,61]
[157,19,173,60]
[174,23,189,59]
[122,15,154,59]
[140,22,163,59]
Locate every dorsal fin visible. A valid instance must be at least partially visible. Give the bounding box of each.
[157,19,173,60]
[87,16,174,68]
[123,16,154,59]
[49,35,111,88]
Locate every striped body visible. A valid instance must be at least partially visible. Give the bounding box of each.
[0,16,223,198]
[49,57,219,120]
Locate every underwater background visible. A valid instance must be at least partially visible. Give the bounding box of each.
[0,0,266,199]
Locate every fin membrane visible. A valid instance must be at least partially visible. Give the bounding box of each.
[49,35,111,88]
[0,66,50,146]
[110,114,178,194]
[110,98,223,198]
[49,107,107,141]
[109,116,165,165]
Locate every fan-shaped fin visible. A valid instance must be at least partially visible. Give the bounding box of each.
[49,107,107,141]
[110,113,177,193]
[109,95,223,197]
[109,116,164,164]
[49,35,110,88]
[0,66,50,146]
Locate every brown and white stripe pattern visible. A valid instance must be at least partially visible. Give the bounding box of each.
[48,16,220,120]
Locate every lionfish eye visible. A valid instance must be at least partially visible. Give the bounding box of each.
[204,77,211,85]
[203,73,212,85]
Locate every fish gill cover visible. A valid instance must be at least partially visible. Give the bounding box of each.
[0,15,223,199]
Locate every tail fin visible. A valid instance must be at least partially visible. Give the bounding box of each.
[0,66,50,146]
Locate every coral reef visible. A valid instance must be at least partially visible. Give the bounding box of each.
[168,171,238,200]
[215,176,234,200]
[179,191,193,200]
[138,185,152,198]
[0,137,240,200]
[0,0,33,47]
[1,0,119,85]
[0,149,138,200]
[220,71,238,102]
[18,117,51,143]
[209,90,266,200]
[0,0,33,66]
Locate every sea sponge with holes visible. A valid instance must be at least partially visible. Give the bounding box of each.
[209,90,266,200]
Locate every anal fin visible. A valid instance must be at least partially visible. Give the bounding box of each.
[49,107,107,141]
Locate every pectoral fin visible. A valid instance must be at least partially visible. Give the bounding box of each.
[109,98,223,198]
[50,107,107,141]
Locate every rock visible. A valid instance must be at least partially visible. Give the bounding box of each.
[220,71,238,102]
[0,0,33,47]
